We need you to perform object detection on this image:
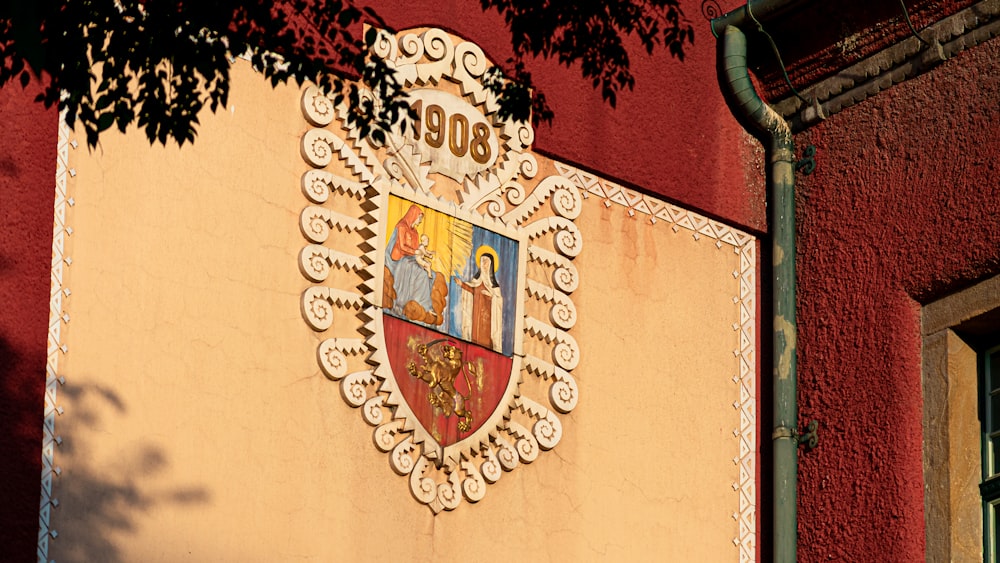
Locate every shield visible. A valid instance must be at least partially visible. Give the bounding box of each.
[376,192,524,464]
[297,27,584,512]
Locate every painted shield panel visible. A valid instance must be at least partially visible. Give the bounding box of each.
[383,317,512,446]
[382,194,519,448]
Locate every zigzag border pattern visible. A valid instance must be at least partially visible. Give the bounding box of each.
[37,110,73,563]
[555,162,757,562]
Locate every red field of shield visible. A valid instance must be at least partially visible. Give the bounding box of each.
[383,315,512,448]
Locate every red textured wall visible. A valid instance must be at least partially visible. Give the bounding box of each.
[793,37,1000,561]
[365,0,766,233]
[0,80,58,561]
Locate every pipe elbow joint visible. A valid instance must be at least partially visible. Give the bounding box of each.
[719,25,792,150]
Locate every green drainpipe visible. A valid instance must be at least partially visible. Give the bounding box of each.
[717,23,799,563]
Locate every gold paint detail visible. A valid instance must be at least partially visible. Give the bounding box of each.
[406,339,476,432]
[297,28,585,514]
[474,245,499,273]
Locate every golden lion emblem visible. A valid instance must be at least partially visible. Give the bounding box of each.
[406,339,478,432]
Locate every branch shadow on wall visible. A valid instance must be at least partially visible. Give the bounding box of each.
[48,379,211,563]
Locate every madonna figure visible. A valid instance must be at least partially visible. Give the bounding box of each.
[456,246,503,353]
[385,204,446,325]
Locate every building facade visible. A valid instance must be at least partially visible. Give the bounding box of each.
[0,0,998,561]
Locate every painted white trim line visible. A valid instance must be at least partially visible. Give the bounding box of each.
[38,109,73,563]
[555,162,757,561]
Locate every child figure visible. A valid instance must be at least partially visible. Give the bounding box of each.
[414,234,436,278]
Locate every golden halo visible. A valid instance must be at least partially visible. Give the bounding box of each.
[474,245,499,273]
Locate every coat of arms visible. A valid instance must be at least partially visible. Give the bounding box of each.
[297,27,582,512]
[379,192,525,463]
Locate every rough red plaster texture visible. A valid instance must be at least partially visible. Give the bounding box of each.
[0,81,57,561]
[793,37,1000,562]
[365,0,766,232]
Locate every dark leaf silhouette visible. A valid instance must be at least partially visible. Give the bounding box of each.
[0,0,693,148]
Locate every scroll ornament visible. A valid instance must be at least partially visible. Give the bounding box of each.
[297,27,583,513]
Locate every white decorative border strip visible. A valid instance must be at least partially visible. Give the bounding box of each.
[38,110,73,563]
[553,163,755,247]
[555,162,757,562]
[735,239,756,562]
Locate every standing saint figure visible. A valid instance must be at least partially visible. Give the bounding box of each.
[456,246,504,353]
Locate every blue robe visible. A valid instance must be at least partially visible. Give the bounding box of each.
[385,229,438,321]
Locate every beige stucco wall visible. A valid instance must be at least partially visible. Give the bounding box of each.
[51,59,753,562]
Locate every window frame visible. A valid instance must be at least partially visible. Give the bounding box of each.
[983,345,1000,562]
[922,274,1000,563]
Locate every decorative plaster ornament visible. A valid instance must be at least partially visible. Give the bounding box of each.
[298,27,581,513]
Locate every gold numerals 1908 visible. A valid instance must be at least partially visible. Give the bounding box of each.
[410,100,492,165]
